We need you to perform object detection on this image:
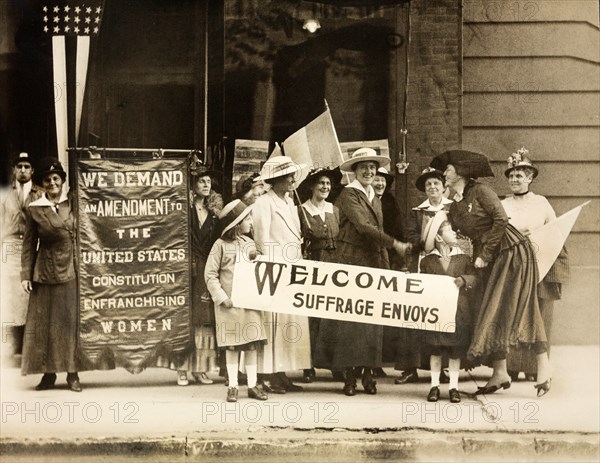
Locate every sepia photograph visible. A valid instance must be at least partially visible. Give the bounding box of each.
[1,0,599,461]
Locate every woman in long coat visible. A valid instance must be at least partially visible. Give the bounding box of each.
[20,158,82,392]
[252,155,311,393]
[314,148,410,396]
[174,166,222,386]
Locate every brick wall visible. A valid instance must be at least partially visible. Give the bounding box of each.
[398,0,462,211]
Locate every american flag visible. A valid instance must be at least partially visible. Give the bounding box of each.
[41,1,104,178]
[42,2,104,36]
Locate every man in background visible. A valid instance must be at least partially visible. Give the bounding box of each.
[1,152,42,367]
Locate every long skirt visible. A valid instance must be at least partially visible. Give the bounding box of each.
[314,320,383,371]
[21,280,79,375]
[507,299,554,374]
[166,269,217,373]
[256,312,311,373]
[467,224,546,362]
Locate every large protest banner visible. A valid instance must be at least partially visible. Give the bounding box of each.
[77,157,191,372]
[231,257,459,333]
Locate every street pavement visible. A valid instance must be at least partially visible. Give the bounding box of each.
[1,345,599,462]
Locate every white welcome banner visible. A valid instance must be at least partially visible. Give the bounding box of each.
[231,257,459,332]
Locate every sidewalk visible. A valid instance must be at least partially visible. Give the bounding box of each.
[1,345,599,461]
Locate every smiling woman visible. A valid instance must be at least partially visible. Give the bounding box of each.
[314,147,411,396]
[20,158,83,392]
[501,149,569,385]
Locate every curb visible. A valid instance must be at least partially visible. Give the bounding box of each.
[2,429,599,462]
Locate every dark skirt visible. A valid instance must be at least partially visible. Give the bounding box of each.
[314,320,383,370]
[21,279,80,375]
[507,298,554,374]
[467,224,546,362]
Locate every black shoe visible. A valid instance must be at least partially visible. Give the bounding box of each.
[534,378,551,397]
[331,370,346,382]
[361,371,377,395]
[395,370,418,384]
[362,380,377,395]
[343,382,357,396]
[475,380,511,395]
[449,388,461,403]
[303,368,315,383]
[440,370,450,384]
[262,380,286,394]
[226,387,238,402]
[372,367,387,378]
[35,373,56,391]
[508,370,520,382]
[525,373,537,382]
[248,386,268,400]
[66,373,82,392]
[277,372,303,392]
[427,386,440,402]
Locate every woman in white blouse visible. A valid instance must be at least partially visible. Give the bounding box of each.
[501,148,569,393]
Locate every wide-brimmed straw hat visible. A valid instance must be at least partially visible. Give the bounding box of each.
[430,150,494,179]
[33,157,66,185]
[422,210,450,253]
[415,167,444,192]
[219,199,253,236]
[259,155,305,181]
[375,167,394,187]
[504,147,538,179]
[339,147,391,172]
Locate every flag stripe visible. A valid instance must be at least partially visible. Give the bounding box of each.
[75,35,90,140]
[282,108,343,185]
[52,35,69,177]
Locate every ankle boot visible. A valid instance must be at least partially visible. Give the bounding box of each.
[361,367,377,395]
[35,373,56,391]
[66,372,82,392]
[342,368,357,396]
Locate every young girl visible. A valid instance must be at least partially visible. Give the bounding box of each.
[204,199,268,402]
[420,211,478,403]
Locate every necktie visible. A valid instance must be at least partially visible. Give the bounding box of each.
[18,185,25,205]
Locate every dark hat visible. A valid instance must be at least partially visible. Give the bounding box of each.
[235,173,261,198]
[12,152,34,167]
[375,167,394,187]
[297,167,342,201]
[415,167,444,192]
[430,150,494,179]
[504,147,538,179]
[219,199,253,236]
[34,157,66,185]
[190,163,221,180]
[189,153,221,179]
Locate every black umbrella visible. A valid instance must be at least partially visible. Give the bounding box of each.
[430,150,494,179]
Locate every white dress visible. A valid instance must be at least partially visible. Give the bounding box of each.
[251,189,311,373]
